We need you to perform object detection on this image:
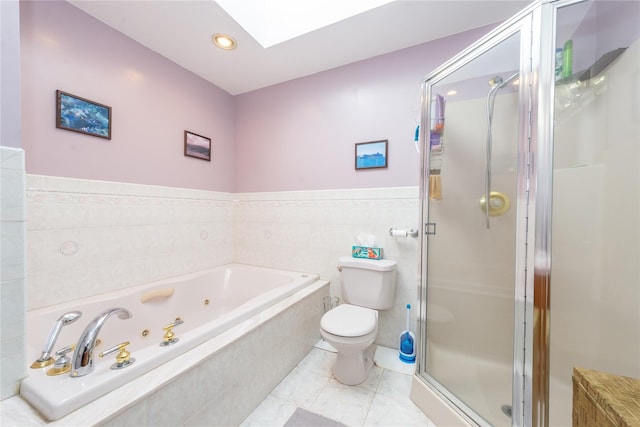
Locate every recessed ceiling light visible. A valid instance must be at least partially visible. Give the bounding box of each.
[446,90,457,96]
[212,33,237,50]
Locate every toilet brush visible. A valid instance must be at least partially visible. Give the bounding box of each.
[399,304,415,363]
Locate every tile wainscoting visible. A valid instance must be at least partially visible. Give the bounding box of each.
[25,175,235,310]
[0,147,27,400]
[25,177,420,348]
[234,188,420,349]
[3,173,419,414]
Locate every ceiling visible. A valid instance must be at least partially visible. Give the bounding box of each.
[67,1,531,95]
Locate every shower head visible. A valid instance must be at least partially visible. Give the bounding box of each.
[489,76,504,88]
[489,72,519,90]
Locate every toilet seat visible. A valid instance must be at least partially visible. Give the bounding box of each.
[321,304,377,337]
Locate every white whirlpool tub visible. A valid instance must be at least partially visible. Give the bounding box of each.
[19,263,327,423]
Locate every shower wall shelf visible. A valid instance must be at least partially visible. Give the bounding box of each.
[429,94,446,162]
[556,47,627,84]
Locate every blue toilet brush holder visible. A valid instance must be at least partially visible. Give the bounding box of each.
[399,303,415,363]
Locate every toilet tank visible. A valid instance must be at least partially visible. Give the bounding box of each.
[338,256,397,310]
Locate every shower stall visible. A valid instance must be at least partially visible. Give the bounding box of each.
[413,1,639,426]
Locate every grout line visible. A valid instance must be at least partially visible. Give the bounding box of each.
[362,396,375,426]
[251,346,420,427]
[308,376,330,411]
[309,358,331,410]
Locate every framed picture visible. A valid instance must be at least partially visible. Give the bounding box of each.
[184,130,211,161]
[56,90,111,139]
[355,140,388,170]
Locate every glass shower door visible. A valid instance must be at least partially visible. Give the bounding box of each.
[418,28,527,427]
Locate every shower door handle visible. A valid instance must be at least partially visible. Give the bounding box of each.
[425,223,436,235]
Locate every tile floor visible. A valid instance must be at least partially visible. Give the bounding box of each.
[240,343,435,427]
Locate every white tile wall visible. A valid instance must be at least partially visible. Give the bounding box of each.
[25,179,420,348]
[1,147,26,400]
[233,187,421,348]
[25,175,235,310]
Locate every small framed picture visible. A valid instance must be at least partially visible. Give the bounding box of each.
[56,90,111,139]
[184,130,211,161]
[355,140,388,170]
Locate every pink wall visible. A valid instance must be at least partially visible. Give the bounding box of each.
[234,26,494,192]
[20,0,236,192]
[20,0,495,193]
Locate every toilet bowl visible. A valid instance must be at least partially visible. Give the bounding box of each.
[320,304,378,385]
[320,256,396,385]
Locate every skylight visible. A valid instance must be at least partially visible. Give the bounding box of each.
[216,0,394,48]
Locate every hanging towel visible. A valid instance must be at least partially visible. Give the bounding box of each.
[429,175,442,200]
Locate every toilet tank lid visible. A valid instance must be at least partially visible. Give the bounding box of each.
[339,256,397,271]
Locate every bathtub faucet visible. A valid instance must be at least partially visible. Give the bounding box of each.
[71,307,132,377]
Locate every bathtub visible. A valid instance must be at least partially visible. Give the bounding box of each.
[20,263,323,422]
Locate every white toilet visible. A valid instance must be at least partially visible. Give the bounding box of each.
[320,256,397,385]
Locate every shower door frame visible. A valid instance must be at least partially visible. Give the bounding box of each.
[416,2,545,426]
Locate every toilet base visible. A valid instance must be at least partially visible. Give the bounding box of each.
[333,344,376,386]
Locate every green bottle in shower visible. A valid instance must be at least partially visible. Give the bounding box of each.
[562,39,573,79]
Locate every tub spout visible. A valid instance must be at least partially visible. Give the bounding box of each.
[71,307,132,377]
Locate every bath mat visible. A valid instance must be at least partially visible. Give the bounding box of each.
[283,408,346,427]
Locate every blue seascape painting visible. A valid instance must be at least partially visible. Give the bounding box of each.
[57,91,111,139]
[357,153,386,168]
[356,140,387,169]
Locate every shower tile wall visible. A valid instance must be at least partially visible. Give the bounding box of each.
[234,187,420,348]
[1,147,26,399]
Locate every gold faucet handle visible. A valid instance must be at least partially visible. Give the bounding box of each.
[99,341,131,364]
[161,319,184,346]
[99,341,135,370]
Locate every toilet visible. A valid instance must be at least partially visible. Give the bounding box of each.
[320,256,397,385]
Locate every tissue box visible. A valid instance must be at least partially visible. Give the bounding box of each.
[352,246,383,259]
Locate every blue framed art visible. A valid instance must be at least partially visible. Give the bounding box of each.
[56,90,111,140]
[355,139,388,170]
